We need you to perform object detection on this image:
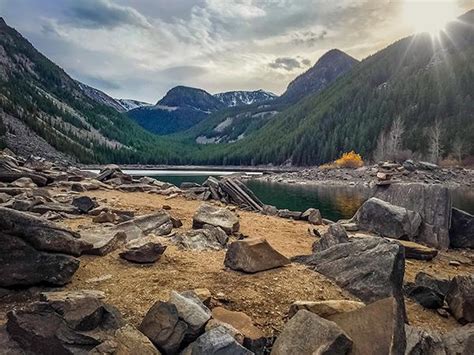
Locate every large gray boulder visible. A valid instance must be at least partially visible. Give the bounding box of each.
[119,238,167,263]
[224,238,290,273]
[193,203,240,235]
[405,325,445,355]
[6,290,124,354]
[302,237,405,306]
[353,197,422,240]
[172,226,228,251]
[328,297,406,355]
[442,324,474,355]
[0,206,91,256]
[182,326,253,355]
[115,211,173,241]
[312,223,349,253]
[445,275,474,324]
[271,310,352,355]
[373,183,451,249]
[450,208,474,249]
[140,301,188,354]
[0,232,80,287]
[140,290,211,354]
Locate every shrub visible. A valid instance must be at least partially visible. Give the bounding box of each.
[321,151,364,169]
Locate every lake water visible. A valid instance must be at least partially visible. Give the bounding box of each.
[120,170,474,222]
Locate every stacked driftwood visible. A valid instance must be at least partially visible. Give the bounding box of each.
[200,176,264,212]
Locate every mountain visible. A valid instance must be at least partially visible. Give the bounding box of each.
[181,49,357,146]
[116,99,152,111]
[76,81,126,112]
[0,17,183,164]
[279,49,359,103]
[214,89,277,107]
[197,10,474,165]
[128,86,225,135]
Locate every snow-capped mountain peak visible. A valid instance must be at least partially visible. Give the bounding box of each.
[214,89,277,107]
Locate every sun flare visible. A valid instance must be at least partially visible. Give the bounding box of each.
[401,0,461,35]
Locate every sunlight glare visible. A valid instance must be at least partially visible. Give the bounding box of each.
[401,0,461,35]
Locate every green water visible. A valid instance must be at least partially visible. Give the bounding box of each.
[141,172,474,222]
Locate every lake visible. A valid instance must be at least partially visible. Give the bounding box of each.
[119,170,474,222]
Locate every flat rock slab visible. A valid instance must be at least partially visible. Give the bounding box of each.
[211,307,264,343]
[328,297,406,355]
[303,237,405,306]
[192,203,240,235]
[81,231,127,256]
[115,211,173,241]
[224,238,290,273]
[172,226,228,251]
[288,300,366,319]
[442,324,474,355]
[271,309,353,355]
[389,238,438,261]
[405,325,445,355]
[0,206,91,256]
[353,197,422,240]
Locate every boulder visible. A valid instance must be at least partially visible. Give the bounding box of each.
[328,297,406,355]
[90,324,161,355]
[450,208,474,249]
[81,231,127,256]
[271,310,352,355]
[352,197,422,240]
[204,319,244,344]
[442,324,474,355]
[288,300,365,319]
[93,211,117,223]
[6,290,124,354]
[406,286,444,309]
[301,208,323,225]
[30,202,80,215]
[139,301,188,354]
[312,223,349,253]
[302,238,405,306]
[405,325,445,355]
[224,238,290,273]
[374,183,451,249]
[72,195,98,213]
[445,275,474,324]
[181,326,253,355]
[277,209,302,220]
[115,211,173,241]
[414,272,451,298]
[181,182,202,189]
[211,307,265,352]
[0,232,80,287]
[168,291,211,340]
[120,239,167,263]
[172,226,228,251]
[262,204,278,216]
[192,204,240,235]
[10,177,37,188]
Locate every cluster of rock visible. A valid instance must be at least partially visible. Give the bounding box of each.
[257,159,474,187]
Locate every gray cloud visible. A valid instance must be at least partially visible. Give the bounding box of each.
[269,57,305,71]
[66,0,151,29]
[160,65,208,80]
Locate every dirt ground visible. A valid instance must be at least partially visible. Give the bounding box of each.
[1,189,473,337]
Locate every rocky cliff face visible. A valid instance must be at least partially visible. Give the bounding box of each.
[279,49,359,103]
[214,89,277,107]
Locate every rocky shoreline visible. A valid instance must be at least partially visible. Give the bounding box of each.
[250,161,474,189]
[0,149,473,354]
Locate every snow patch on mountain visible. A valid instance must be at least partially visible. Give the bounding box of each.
[214,89,277,107]
[116,99,153,111]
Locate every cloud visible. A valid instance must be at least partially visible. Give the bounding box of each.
[160,65,209,80]
[66,0,151,29]
[269,57,305,71]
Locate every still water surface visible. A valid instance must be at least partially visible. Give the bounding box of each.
[121,170,474,222]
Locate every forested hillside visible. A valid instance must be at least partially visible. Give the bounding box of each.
[0,18,185,164]
[188,11,474,165]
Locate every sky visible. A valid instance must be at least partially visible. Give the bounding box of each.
[0,0,472,103]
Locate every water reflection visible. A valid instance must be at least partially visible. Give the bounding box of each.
[245,181,372,221]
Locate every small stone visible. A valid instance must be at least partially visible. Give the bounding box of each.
[449,260,461,267]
